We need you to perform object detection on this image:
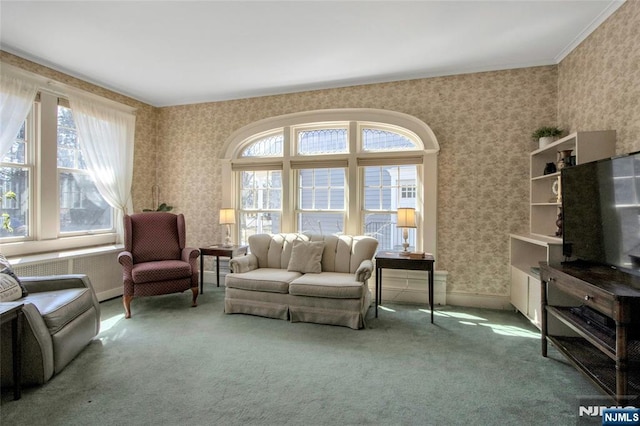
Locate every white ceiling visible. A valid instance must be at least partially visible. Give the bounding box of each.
[0,1,625,107]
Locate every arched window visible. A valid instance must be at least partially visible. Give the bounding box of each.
[220,109,439,255]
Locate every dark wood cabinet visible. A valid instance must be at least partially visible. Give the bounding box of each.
[540,262,640,404]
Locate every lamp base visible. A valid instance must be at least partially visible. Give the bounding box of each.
[401,238,410,255]
[222,225,233,248]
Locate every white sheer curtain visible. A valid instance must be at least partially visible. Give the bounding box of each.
[68,95,135,243]
[1,72,39,157]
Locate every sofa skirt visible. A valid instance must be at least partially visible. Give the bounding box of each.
[224,287,371,329]
[224,288,290,320]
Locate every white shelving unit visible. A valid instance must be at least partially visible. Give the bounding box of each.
[509,130,616,328]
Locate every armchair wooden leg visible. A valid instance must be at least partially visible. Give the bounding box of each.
[191,287,198,308]
[123,295,133,319]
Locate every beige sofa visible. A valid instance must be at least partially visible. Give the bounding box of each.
[1,275,100,386]
[225,233,378,329]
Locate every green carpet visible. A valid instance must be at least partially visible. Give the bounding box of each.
[1,286,596,425]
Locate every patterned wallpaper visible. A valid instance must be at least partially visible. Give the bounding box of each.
[558,0,640,155]
[2,0,637,300]
[157,67,557,297]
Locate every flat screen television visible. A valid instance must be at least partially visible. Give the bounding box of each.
[562,151,640,275]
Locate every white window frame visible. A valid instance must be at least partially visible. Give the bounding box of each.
[237,169,283,241]
[0,113,33,242]
[1,90,119,257]
[220,109,440,257]
[361,165,419,251]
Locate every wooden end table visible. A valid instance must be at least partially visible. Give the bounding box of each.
[374,251,436,323]
[199,244,248,293]
[1,302,24,400]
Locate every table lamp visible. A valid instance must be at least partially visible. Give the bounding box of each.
[396,207,416,255]
[219,208,235,247]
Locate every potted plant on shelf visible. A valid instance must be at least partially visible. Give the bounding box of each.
[143,203,173,212]
[532,126,563,149]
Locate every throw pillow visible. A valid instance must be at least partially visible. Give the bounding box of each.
[287,240,324,274]
[0,253,27,299]
[0,273,22,302]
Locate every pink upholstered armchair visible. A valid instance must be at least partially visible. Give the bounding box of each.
[118,212,199,318]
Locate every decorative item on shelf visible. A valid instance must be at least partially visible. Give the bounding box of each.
[551,177,562,203]
[555,207,563,237]
[556,149,573,170]
[396,207,416,255]
[143,185,173,212]
[143,202,173,212]
[219,208,235,248]
[532,126,563,149]
[543,162,557,175]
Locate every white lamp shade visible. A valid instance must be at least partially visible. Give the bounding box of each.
[219,208,236,225]
[396,207,416,228]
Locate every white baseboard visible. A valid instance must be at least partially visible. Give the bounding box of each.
[379,269,447,306]
[445,292,512,310]
[381,284,446,306]
[97,287,123,302]
[202,270,227,286]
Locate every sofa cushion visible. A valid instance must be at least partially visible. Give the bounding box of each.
[23,288,94,335]
[226,268,301,294]
[315,235,379,274]
[289,272,364,299]
[131,260,192,284]
[287,240,324,274]
[249,233,310,269]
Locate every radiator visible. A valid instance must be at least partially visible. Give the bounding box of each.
[11,248,123,302]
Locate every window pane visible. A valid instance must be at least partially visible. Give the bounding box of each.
[315,189,328,209]
[59,172,112,233]
[315,169,328,187]
[364,188,380,210]
[300,169,313,188]
[329,189,344,209]
[364,213,415,251]
[362,128,417,151]
[57,105,86,169]
[57,105,113,235]
[298,212,343,235]
[297,168,345,234]
[239,170,282,244]
[268,189,281,209]
[300,187,312,209]
[240,212,281,243]
[0,166,29,238]
[241,134,283,157]
[363,165,416,211]
[297,129,347,155]
[241,189,255,209]
[240,170,282,210]
[362,165,417,250]
[57,147,76,169]
[2,122,26,164]
[297,168,345,210]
